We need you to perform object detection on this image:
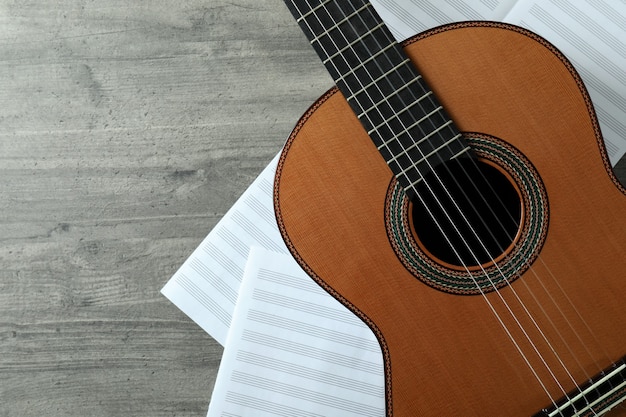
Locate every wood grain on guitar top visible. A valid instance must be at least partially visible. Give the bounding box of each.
[275,23,626,416]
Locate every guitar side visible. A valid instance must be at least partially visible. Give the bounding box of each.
[274,22,626,416]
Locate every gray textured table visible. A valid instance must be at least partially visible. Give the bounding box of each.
[1,1,329,415]
[1,1,624,416]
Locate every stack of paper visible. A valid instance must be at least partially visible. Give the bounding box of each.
[162,0,626,415]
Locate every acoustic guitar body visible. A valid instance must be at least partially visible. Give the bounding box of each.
[274,22,626,416]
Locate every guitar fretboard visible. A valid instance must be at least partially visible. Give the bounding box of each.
[283,0,473,198]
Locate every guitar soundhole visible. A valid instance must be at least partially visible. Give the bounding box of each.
[411,158,522,268]
[385,134,549,295]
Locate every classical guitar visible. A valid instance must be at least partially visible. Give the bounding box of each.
[273,1,626,416]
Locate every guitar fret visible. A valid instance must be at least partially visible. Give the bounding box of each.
[407,174,424,188]
[284,0,474,193]
[394,163,424,189]
[308,3,372,46]
[391,121,455,174]
[347,63,420,102]
[346,65,414,117]
[376,105,443,150]
[399,132,464,179]
[295,0,333,23]
[353,58,411,118]
[312,21,386,63]
[450,146,472,160]
[324,32,394,65]
[368,91,433,135]
[331,27,397,82]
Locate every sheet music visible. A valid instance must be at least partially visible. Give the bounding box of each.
[161,156,285,345]
[370,0,518,40]
[206,248,385,417]
[161,0,626,348]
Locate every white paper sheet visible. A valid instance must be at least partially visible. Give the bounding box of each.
[206,248,385,417]
[370,0,518,40]
[161,156,285,345]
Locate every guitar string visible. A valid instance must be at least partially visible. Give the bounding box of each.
[337,3,610,411]
[288,0,607,412]
[288,0,565,409]
[340,3,613,413]
[295,1,618,414]
[379,25,608,380]
[379,8,610,377]
[291,0,570,406]
[449,148,610,379]
[447,157,607,383]
[372,9,610,380]
[339,0,611,378]
[331,1,594,408]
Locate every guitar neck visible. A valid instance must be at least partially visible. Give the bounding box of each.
[283,0,473,197]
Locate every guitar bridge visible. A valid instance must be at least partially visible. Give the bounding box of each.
[534,356,626,417]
